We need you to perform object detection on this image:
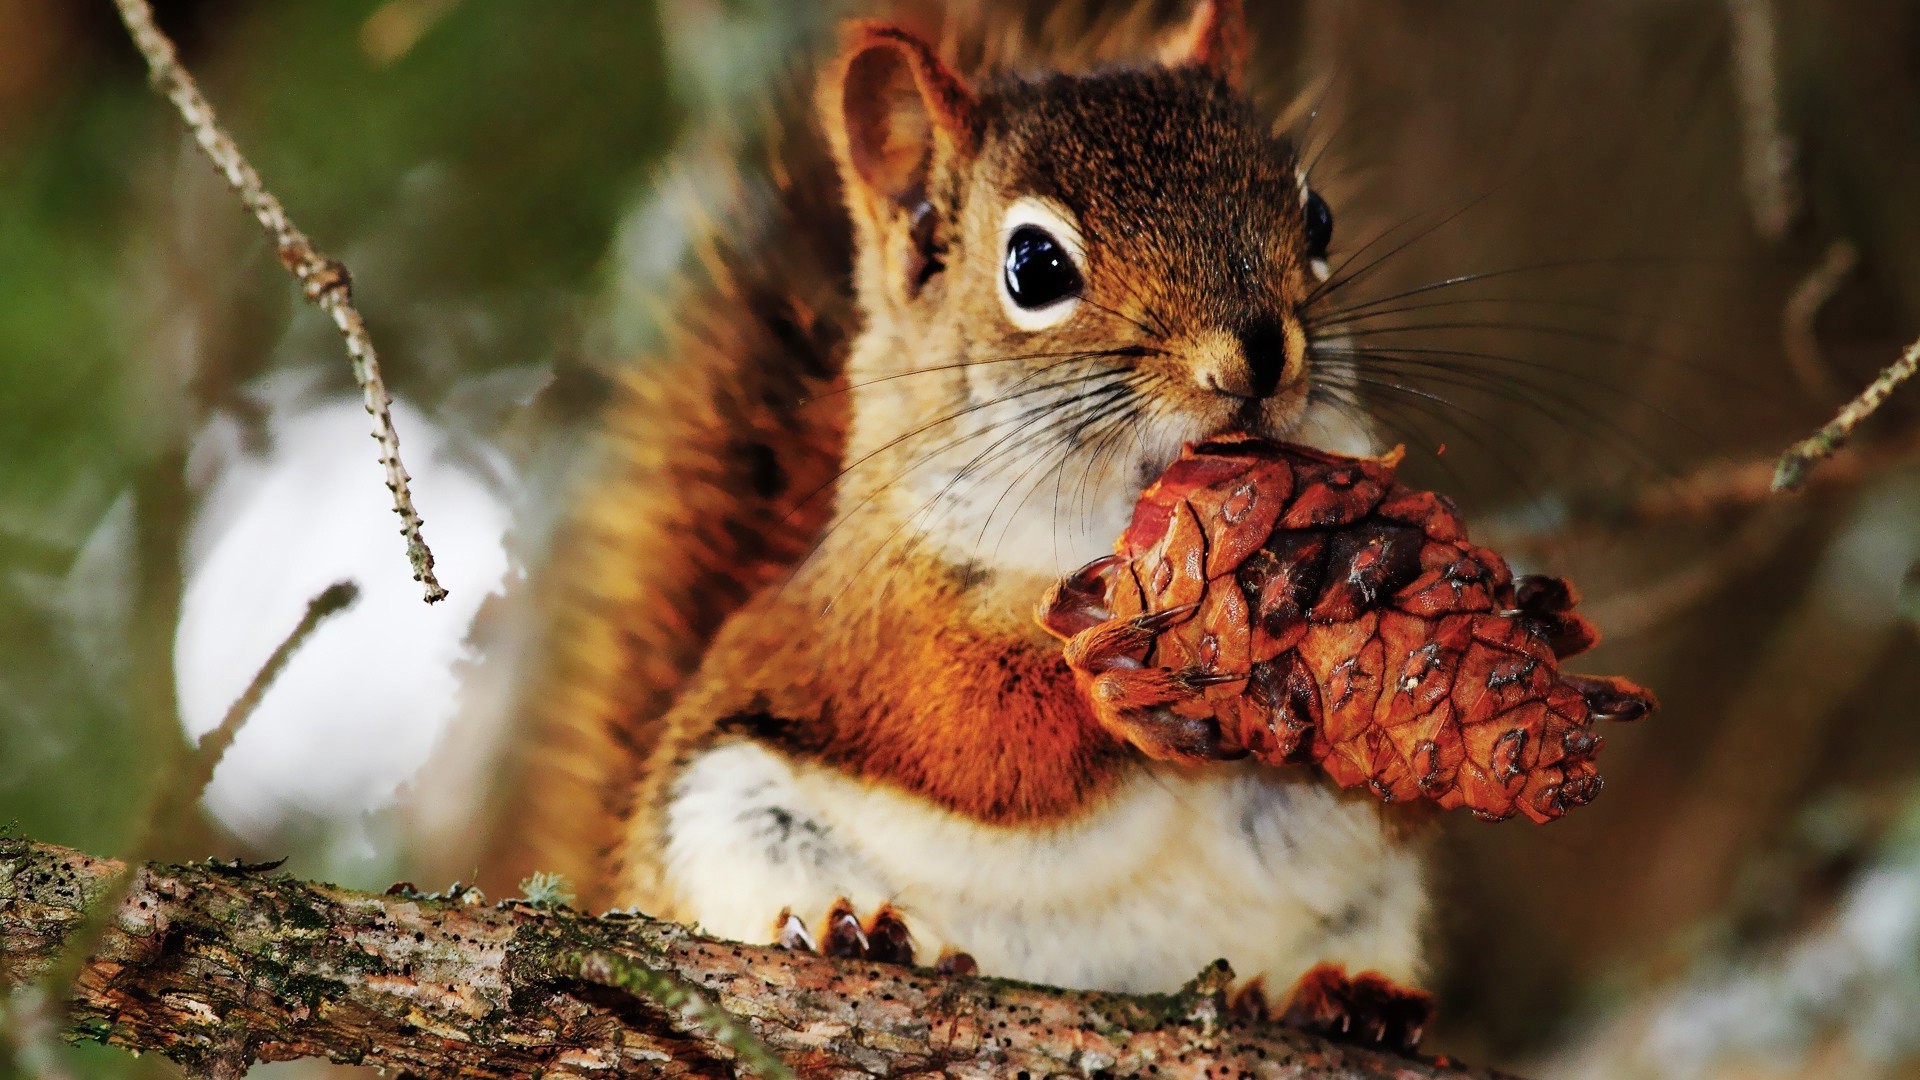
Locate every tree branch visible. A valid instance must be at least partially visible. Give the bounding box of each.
[1774,332,1920,492]
[110,0,447,603]
[0,836,1520,1079]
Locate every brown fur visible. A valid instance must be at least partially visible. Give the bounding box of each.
[504,1,1337,912]
[491,97,855,899]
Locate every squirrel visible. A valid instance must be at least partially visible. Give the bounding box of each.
[504,0,1434,1050]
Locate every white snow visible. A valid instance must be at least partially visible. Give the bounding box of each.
[173,373,514,842]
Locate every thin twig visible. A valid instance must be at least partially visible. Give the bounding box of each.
[36,582,360,1001]
[1629,429,1920,522]
[156,581,362,824]
[1774,334,1920,491]
[565,951,798,1080]
[110,0,448,603]
[1724,0,1800,240]
[1783,239,1857,401]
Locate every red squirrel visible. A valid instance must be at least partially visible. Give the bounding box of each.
[508,0,1432,1050]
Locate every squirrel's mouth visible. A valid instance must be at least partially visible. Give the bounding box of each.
[1198,380,1313,444]
[1178,380,1371,461]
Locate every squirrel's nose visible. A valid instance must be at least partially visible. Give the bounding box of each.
[1193,318,1303,400]
[1237,318,1296,399]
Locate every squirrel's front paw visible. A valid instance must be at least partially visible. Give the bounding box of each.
[773,899,977,974]
[775,899,914,964]
[1275,963,1434,1057]
[1040,559,1246,765]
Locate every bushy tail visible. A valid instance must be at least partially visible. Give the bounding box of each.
[487,88,856,901]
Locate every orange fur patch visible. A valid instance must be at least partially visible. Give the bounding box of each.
[693,568,1131,825]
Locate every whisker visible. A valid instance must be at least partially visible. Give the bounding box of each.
[1312,382,1511,510]
[1317,343,1701,437]
[1321,377,1561,525]
[1305,182,1513,308]
[822,379,1142,613]
[1319,318,1673,356]
[1306,293,1697,335]
[802,347,1152,405]
[1052,380,1158,563]
[1328,357,1680,478]
[980,385,1146,566]
[790,361,1138,528]
[1305,255,1750,325]
[1073,290,1170,342]
[784,369,1142,610]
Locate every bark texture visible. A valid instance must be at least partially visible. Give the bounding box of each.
[0,836,1521,1078]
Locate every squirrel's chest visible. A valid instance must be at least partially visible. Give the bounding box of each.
[654,741,1428,996]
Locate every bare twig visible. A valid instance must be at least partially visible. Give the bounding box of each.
[1481,431,1920,556]
[1775,334,1920,491]
[0,837,1519,1080]
[36,582,359,1000]
[1724,0,1800,240]
[1628,430,1920,522]
[109,0,448,603]
[158,581,362,823]
[1783,239,1858,401]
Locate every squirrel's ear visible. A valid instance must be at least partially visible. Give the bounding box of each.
[1161,0,1250,88]
[823,21,976,209]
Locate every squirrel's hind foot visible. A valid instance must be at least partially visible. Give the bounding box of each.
[1273,962,1434,1057]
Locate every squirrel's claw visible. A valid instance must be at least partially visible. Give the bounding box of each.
[1044,561,1223,763]
[1277,963,1434,1057]
[863,904,916,966]
[821,898,870,959]
[1057,599,1240,764]
[778,899,920,967]
[774,907,817,953]
[1037,555,1126,640]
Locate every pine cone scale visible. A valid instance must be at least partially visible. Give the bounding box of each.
[1046,433,1658,824]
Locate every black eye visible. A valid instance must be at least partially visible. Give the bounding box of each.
[1303,190,1333,260]
[1003,225,1083,309]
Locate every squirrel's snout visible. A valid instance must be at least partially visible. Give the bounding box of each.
[1191,318,1306,401]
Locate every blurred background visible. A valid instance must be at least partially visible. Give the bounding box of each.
[2,1,1917,1077]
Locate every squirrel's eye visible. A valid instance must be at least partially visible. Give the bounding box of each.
[1303,190,1333,261]
[1003,225,1083,310]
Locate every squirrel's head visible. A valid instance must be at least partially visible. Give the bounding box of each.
[819,1,1371,583]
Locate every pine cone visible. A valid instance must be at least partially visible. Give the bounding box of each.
[1039,434,1655,823]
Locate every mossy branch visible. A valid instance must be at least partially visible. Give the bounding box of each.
[0,836,1521,1079]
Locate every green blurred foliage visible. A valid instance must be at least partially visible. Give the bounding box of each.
[0,4,685,1076]
[0,0,675,875]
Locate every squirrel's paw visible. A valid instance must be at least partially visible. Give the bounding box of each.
[772,900,915,966]
[1041,558,1245,765]
[1273,962,1434,1057]
[774,900,978,974]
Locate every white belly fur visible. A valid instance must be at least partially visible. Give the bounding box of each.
[655,741,1427,995]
